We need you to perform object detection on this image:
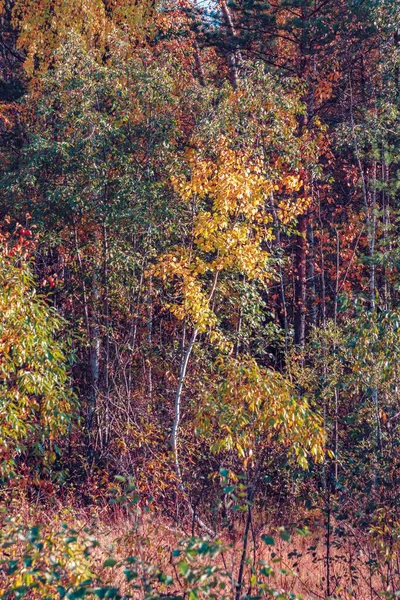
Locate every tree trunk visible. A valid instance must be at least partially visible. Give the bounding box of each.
[219,0,241,89]
[308,219,317,328]
[294,212,307,347]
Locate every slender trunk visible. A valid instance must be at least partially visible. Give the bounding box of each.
[73,224,90,340]
[349,74,374,310]
[88,271,101,459]
[334,387,339,483]
[317,192,327,328]
[170,272,219,535]
[74,224,100,463]
[334,228,340,326]
[372,386,382,453]
[333,231,340,483]
[193,40,205,86]
[294,212,307,347]
[219,0,242,89]
[147,274,153,402]
[322,339,328,493]
[171,326,213,535]
[235,487,253,600]
[308,219,317,327]
[234,307,242,358]
[128,266,144,396]
[369,160,377,311]
[294,5,312,348]
[102,222,110,448]
[271,193,289,352]
[171,327,198,466]
[325,484,331,599]
[382,153,390,309]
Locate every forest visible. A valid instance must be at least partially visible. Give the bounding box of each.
[0,0,399,598]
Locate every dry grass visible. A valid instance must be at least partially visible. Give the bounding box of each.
[1,496,399,599]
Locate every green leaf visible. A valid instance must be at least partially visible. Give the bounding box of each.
[261,535,275,546]
[66,589,87,599]
[103,558,118,568]
[279,530,291,542]
[114,475,127,483]
[178,560,190,576]
[93,587,120,599]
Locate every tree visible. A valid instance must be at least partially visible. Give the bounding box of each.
[152,68,320,525]
[0,228,73,479]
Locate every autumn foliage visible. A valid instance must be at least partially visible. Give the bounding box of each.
[0,0,399,597]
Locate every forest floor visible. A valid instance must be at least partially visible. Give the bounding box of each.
[2,495,397,600]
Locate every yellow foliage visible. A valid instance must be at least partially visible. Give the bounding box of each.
[152,250,218,334]
[198,356,326,470]
[154,136,311,342]
[2,0,155,75]
[153,140,278,337]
